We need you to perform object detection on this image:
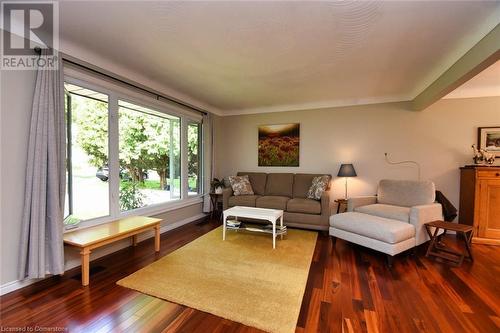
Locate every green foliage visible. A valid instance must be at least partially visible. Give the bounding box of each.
[187,123,200,191]
[72,96,109,168]
[70,94,193,190]
[119,181,144,211]
[63,215,81,226]
[210,178,225,191]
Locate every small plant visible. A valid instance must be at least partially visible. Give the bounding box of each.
[119,181,144,211]
[211,178,225,193]
[63,215,81,230]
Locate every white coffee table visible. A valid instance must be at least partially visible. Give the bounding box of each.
[223,206,284,249]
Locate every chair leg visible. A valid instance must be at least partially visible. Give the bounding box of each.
[386,254,394,268]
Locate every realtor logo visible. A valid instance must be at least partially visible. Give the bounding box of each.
[1,1,59,69]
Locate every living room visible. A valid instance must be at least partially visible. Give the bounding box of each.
[1,1,499,332]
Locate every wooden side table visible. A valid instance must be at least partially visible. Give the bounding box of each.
[209,192,223,220]
[334,199,348,214]
[424,220,474,266]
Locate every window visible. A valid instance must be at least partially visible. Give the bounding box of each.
[118,100,181,211]
[64,84,110,220]
[188,122,202,196]
[63,78,204,226]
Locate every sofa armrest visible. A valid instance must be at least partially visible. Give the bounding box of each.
[320,189,334,219]
[222,187,233,210]
[347,196,377,212]
[410,203,443,246]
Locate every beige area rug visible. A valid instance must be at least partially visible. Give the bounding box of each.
[117,226,317,333]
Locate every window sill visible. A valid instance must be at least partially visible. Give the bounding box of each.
[64,196,204,233]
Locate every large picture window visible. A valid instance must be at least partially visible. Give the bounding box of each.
[64,84,110,221]
[64,78,203,226]
[118,100,181,211]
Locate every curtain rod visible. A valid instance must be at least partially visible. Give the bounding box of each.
[62,58,208,116]
[34,47,208,116]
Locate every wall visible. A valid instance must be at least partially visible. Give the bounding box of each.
[0,32,205,291]
[215,97,500,209]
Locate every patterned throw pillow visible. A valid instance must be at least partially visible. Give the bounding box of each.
[307,175,330,200]
[228,175,254,196]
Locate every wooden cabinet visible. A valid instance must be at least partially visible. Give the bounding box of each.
[459,166,500,245]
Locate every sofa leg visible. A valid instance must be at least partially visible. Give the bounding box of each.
[410,247,417,256]
[386,255,394,268]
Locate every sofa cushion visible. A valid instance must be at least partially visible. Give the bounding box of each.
[307,175,331,200]
[256,196,290,210]
[330,212,415,244]
[237,172,267,195]
[228,175,254,196]
[287,198,321,214]
[377,179,435,207]
[265,173,294,197]
[228,195,261,207]
[354,204,410,222]
[293,174,324,198]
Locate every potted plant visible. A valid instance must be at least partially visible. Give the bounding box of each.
[211,178,225,194]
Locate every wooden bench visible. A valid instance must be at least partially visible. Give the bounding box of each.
[63,216,162,286]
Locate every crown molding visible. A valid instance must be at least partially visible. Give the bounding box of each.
[218,95,412,116]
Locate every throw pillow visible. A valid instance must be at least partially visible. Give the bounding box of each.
[228,175,254,196]
[307,175,330,200]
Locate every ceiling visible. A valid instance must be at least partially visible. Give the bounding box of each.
[58,1,500,115]
[444,60,500,99]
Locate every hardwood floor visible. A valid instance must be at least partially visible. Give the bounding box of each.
[1,218,499,332]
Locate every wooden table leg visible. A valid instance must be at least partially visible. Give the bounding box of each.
[272,221,276,249]
[463,230,474,261]
[81,248,91,287]
[154,224,161,252]
[132,235,138,246]
[425,226,440,258]
[210,196,216,219]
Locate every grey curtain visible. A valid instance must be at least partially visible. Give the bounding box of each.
[202,113,214,213]
[19,49,66,279]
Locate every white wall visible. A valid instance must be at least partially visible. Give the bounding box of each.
[0,62,37,287]
[215,98,500,209]
[0,32,205,290]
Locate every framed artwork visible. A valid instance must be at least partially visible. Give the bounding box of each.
[258,123,300,167]
[478,126,500,157]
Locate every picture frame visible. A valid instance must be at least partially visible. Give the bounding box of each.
[478,126,500,157]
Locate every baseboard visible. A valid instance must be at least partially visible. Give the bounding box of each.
[0,213,207,296]
[472,236,500,245]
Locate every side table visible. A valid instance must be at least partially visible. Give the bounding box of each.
[209,192,223,221]
[334,198,348,214]
[424,220,474,266]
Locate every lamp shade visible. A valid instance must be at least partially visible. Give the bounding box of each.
[337,164,357,177]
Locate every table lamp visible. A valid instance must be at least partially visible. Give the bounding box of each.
[337,164,357,199]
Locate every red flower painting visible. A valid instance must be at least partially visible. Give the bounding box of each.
[258,124,300,166]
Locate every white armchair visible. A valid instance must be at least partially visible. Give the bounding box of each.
[330,179,444,266]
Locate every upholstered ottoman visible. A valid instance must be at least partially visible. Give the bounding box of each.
[329,212,416,265]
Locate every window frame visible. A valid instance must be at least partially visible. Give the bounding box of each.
[187,121,203,197]
[63,72,204,231]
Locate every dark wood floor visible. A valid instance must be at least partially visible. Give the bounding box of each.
[1,218,499,333]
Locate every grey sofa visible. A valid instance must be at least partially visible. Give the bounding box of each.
[222,172,334,230]
[330,179,443,265]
